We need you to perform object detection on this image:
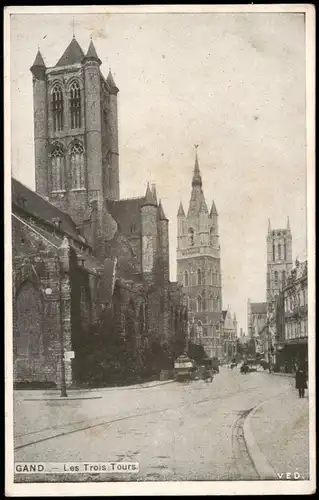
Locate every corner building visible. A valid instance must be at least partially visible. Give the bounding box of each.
[177,151,223,359]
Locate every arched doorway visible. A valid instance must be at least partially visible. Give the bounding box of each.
[14,281,46,383]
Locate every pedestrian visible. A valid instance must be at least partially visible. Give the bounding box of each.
[295,365,307,398]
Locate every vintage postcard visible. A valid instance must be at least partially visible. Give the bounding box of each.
[4,4,316,496]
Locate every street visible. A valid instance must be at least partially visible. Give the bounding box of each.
[14,368,309,482]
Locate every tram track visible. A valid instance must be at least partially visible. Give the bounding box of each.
[15,384,264,450]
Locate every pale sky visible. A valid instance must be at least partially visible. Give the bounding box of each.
[10,11,307,334]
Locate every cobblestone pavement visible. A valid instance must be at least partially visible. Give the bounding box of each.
[14,368,308,482]
[248,376,309,479]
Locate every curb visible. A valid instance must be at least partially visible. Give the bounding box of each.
[243,392,288,480]
[23,396,103,401]
[21,379,175,400]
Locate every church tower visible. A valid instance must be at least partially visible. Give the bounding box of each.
[266,217,293,301]
[176,148,222,359]
[30,37,120,228]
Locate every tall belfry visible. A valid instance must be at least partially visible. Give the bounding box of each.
[176,148,223,359]
[266,217,293,301]
[30,37,120,228]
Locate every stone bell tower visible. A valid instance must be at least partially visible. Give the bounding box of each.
[176,147,223,359]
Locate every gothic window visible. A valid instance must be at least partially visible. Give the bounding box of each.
[197,269,202,286]
[272,241,275,261]
[210,227,214,245]
[278,244,282,260]
[208,295,213,311]
[52,84,64,132]
[70,142,85,189]
[284,241,287,260]
[189,227,194,246]
[197,295,203,312]
[184,270,189,287]
[282,270,286,287]
[274,270,278,284]
[216,295,220,311]
[70,81,81,129]
[50,143,65,191]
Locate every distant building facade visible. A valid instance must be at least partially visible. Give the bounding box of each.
[221,308,238,361]
[276,259,308,372]
[176,150,223,359]
[12,37,187,388]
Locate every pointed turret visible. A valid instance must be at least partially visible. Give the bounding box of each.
[84,39,102,65]
[178,201,185,217]
[107,70,119,94]
[268,218,271,232]
[151,184,157,205]
[30,50,46,79]
[141,183,157,207]
[192,148,202,188]
[159,200,168,221]
[55,37,85,67]
[287,216,291,231]
[210,199,218,217]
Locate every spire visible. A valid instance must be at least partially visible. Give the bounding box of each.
[107,70,119,94]
[210,199,218,217]
[199,198,208,214]
[31,50,46,69]
[55,37,85,67]
[84,39,102,65]
[141,183,157,207]
[178,201,185,217]
[30,49,46,79]
[159,200,168,221]
[151,184,157,205]
[287,216,291,231]
[268,218,271,232]
[192,145,202,188]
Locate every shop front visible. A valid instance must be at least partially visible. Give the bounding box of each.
[275,338,308,373]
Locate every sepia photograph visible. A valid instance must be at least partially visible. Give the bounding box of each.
[5,5,315,496]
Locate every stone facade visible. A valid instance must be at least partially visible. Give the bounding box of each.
[275,259,308,372]
[221,308,238,362]
[12,37,187,388]
[176,150,223,359]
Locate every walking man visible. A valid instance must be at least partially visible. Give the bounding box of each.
[295,365,307,398]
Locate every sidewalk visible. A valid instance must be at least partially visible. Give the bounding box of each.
[246,381,309,479]
[18,378,174,400]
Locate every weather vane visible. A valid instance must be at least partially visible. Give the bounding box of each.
[72,17,75,38]
[194,144,199,149]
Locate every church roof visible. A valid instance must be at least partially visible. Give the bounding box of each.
[12,178,83,243]
[55,37,85,67]
[31,50,46,68]
[106,198,144,236]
